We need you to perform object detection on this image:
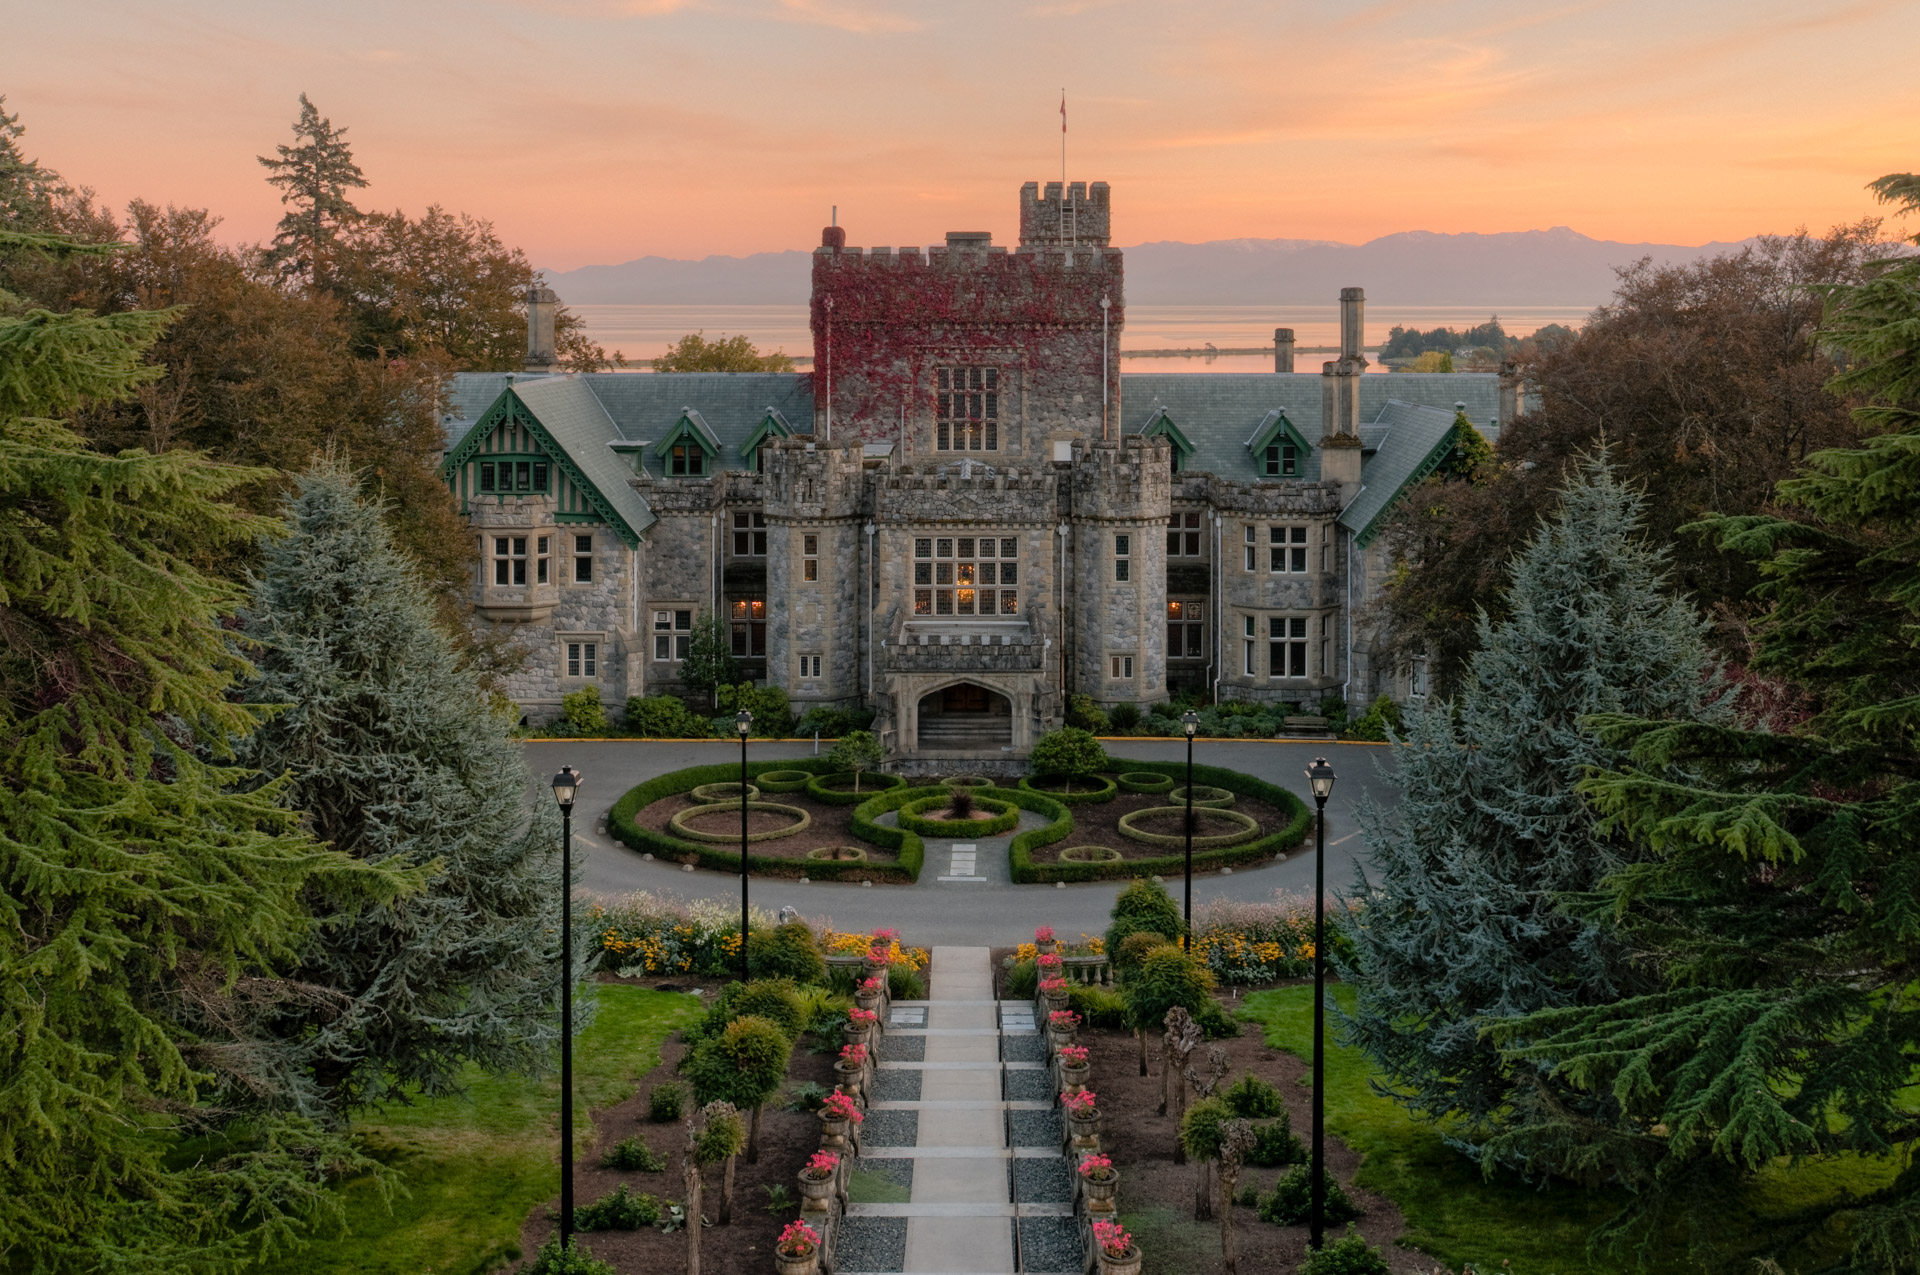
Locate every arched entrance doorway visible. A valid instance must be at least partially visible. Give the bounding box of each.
[916,682,1013,750]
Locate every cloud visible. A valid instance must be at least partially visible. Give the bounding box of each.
[775,0,922,32]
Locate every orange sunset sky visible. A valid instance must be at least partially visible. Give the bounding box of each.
[4,0,1917,270]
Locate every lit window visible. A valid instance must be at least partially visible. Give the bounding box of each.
[1167,600,1204,660]
[920,531,1015,616]
[730,597,767,657]
[1109,654,1135,680]
[803,533,818,582]
[935,366,998,451]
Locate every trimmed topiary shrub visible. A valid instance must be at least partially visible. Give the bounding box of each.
[624,694,709,738]
[1017,772,1119,805]
[575,1182,661,1230]
[1117,931,1171,974]
[1117,771,1176,794]
[1107,877,1186,957]
[1028,727,1108,790]
[668,801,810,842]
[942,774,996,789]
[896,793,1020,837]
[1058,845,1121,863]
[754,769,814,793]
[1167,784,1235,808]
[602,1136,668,1172]
[745,923,827,986]
[562,686,609,732]
[1116,805,1259,849]
[1294,1228,1391,1275]
[688,781,760,804]
[649,1081,686,1123]
[1223,1072,1284,1119]
[1259,1165,1361,1226]
[807,770,907,804]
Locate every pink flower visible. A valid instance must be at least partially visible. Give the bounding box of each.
[1048,1009,1080,1029]
[848,1007,878,1025]
[1038,976,1068,994]
[1034,925,1056,942]
[1062,1089,1097,1114]
[805,1150,840,1177]
[860,976,884,993]
[1092,1218,1133,1258]
[1037,952,1063,969]
[779,1220,821,1255]
[1057,1044,1090,1066]
[874,927,900,942]
[866,944,891,965]
[821,1091,863,1122]
[840,1042,869,1066]
[1077,1153,1113,1178]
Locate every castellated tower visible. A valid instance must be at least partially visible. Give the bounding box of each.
[1069,434,1173,708]
[810,182,1123,453]
[762,436,870,708]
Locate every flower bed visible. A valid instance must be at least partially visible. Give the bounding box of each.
[1115,771,1176,794]
[1167,784,1235,808]
[805,770,907,804]
[1116,805,1259,849]
[754,769,816,793]
[666,800,812,842]
[687,781,761,804]
[589,891,762,974]
[1058,844,1122,863]
[941,774,997,789]
[1017,772,1120,804]
[1193,892,1363,983]
[1007,761,1310,884]
[895,793,1021,837]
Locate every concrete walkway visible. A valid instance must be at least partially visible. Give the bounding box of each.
[841,946,1069,1274]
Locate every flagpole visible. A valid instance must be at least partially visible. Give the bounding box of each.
[1060,88,1066,245]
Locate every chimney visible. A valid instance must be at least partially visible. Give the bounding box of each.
[1273,327,1295,374]
[1498,359,1523,428]
[1339,287,1365,361]
[524,285,558,373]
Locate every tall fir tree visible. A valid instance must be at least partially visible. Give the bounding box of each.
[257,93,368,290]
[1483,173,1920,1273]
[1342,453,1726,1157]
[1,229,413,1272]
[239,463,568,1110]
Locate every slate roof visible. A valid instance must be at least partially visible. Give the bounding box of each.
[1336,400,1476,547]
[504,377,657,541]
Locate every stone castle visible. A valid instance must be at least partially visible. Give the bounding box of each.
[440,181,1513,758]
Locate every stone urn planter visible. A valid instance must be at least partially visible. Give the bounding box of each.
[1096,1244,1143,1275]
[1082,1167,1120,1211]
[855,988,883,1017]
[1039,985,1070,1014]
[796,1168,836,1206]
[841,1021,872,1051]
[775,1247,821,1275]
[818,1110,851,1151]
[1058,1059,1091,1095]
[833,1060,866,1099]
[1046,1023,1075,1052]
[1035,938,1059,958]
[1066,1107,1101,1152]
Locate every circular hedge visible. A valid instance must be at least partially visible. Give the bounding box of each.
[941,774,997,790]
[805,845,868,862]
[755,769,814,793]
[1116,772,1176,794]
[1017,773,1119,805]
[1058,844,1122,863]
[1168,785,1235,809]
[807,771,907,804]
[688,782,761,804]
[896,794,1020,838]
[668,801,812,843]
[1116,805,1259,849]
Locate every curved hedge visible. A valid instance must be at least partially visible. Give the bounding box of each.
[1008,760,1311,884]
[755,769,814,793]
[1016,773,1119,805]
[1116,805,1258,848]
[896,794,1020,838]
[806,771,907,805]
[668,800,811,842]
[942,774,997,790]
[606,757,919,883]
[1167,785,1235,809]
[1116,772,1176,794]
[1059,844,1122,863]
[688,781,761,804]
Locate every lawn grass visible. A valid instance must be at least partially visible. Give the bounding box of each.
[307,985,702,1275]
[1240,985,1626,1275]
[1126,1201,1230,1275]
[1242,987,1907,1275]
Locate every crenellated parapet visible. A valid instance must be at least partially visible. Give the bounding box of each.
[1181,473,1345,520]
[873,462,1060,525]
[761,436,869,522]
[1019,180,1112,247]
[1068,435,1172,523]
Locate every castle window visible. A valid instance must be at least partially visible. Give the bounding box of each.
[537,535,550,585]
[1244,615,1257,675]
[1270,616,1308,678]
[1321,524,1332,573]
[653,608,692,661]
[670,444,705,476]
[1321,614,1333,679]
[565,641,597,679]
[1114,534,1130,582]
[1167,511,1203,557]
[917,529,1017,616]
[573,534,593,583]
[803,533,819,581]
[493,536,527,586]
[733,511,767,556]
[1263,444,1297,477]
[533,462,548,491]
[730,597,767,657]
[1269,525,1308,573]
[936,366,999,452]
[1168,599,1205,660]
[479,462,496,492]
[800,654,822,680]
[1109,654,1135,680]
[1244,524,1256,572]
[1410,654,1430,699]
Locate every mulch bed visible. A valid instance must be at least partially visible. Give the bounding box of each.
[516,974,841,1274]
[1082,993,1432,1274]
[633,793,900,865]
[1031,787,1295,864]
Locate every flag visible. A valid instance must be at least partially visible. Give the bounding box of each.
[1060,91,1066,133]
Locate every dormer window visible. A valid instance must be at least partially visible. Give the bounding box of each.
[1263,444,1297,477]
[478,459,548,493]
[670,444,705,476]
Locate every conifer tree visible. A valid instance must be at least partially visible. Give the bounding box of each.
[258,93,368,290]
[1483,172,1920,1273]
[0,231,411,1270]
[1342,453,1725,1155]
[238,463,566,1110]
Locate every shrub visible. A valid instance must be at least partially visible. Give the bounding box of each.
[1259,1166,1361,1226]
[1194,997,1241,1039]
[948,788,974,819]
[624,694,709,738]
[1067,982,1128,1030]
[525,1238,616,1275]
[1294,1229,1392,1275]
[575,1182,661,1230]
[562,686,609,732]
[716,681,795,737]
[649,1082,686,1123]
[1003,959,1037,999]
[825,730,885,786]
[887,963,926,1001]
[602,1136,667,1172]
[1116,931,1170,974]
[1179,1095,1233,1162]
[1064,692,1109,733]
[1345,694,1401,742]
[1029,727,1107,790]
[1107,702,1141,732]
[682,1016,792,1157]
[794,704,875,737]
[1316,695,1350,732]
[1247,1117,1305,1168]
[1122,945,1218,1040]
[717,979,808,1039]
[1106,877,1186,958]
[1236,1181,1261,1207]
[747,921,827,985]
[1223,1072,1283,1118]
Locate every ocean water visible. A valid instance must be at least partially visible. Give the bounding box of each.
[573,303,1592,373]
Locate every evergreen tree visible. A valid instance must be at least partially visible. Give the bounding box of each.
[238,463,566,1110]
[1342,454,1726,1157]
[0,231,412,1270]
[1483,172,1920,1273]
[258,93,368,290]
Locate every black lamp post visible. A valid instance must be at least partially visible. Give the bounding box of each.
[1304,755,1336,1251]
[735,708,753,985]
[549,765,581,1251]
[1181,709,1199,950]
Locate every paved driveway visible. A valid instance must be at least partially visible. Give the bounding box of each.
[523,737,1397,947]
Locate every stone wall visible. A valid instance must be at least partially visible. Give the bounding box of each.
[1068,435,1171,707]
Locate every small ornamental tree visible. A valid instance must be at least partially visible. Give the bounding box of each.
[696,1101,747,1226]
[1029,726,1106,792]
[1125,945,1217,1090]
[827,729,885,790]
[682,1015,792,1163]
[1105,877,1186,966]
[679,609,739,709]
[1217,1119,1256,1275]
[1180,1096,1231,1222]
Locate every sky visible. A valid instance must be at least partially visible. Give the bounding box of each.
[4,0,1916,270]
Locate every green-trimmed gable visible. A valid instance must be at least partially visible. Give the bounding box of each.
[1139,407,1196,472]
[1244,409,1312,477]
[739,408,795,472]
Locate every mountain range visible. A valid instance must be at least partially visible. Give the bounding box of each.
[540,227,1751,309]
